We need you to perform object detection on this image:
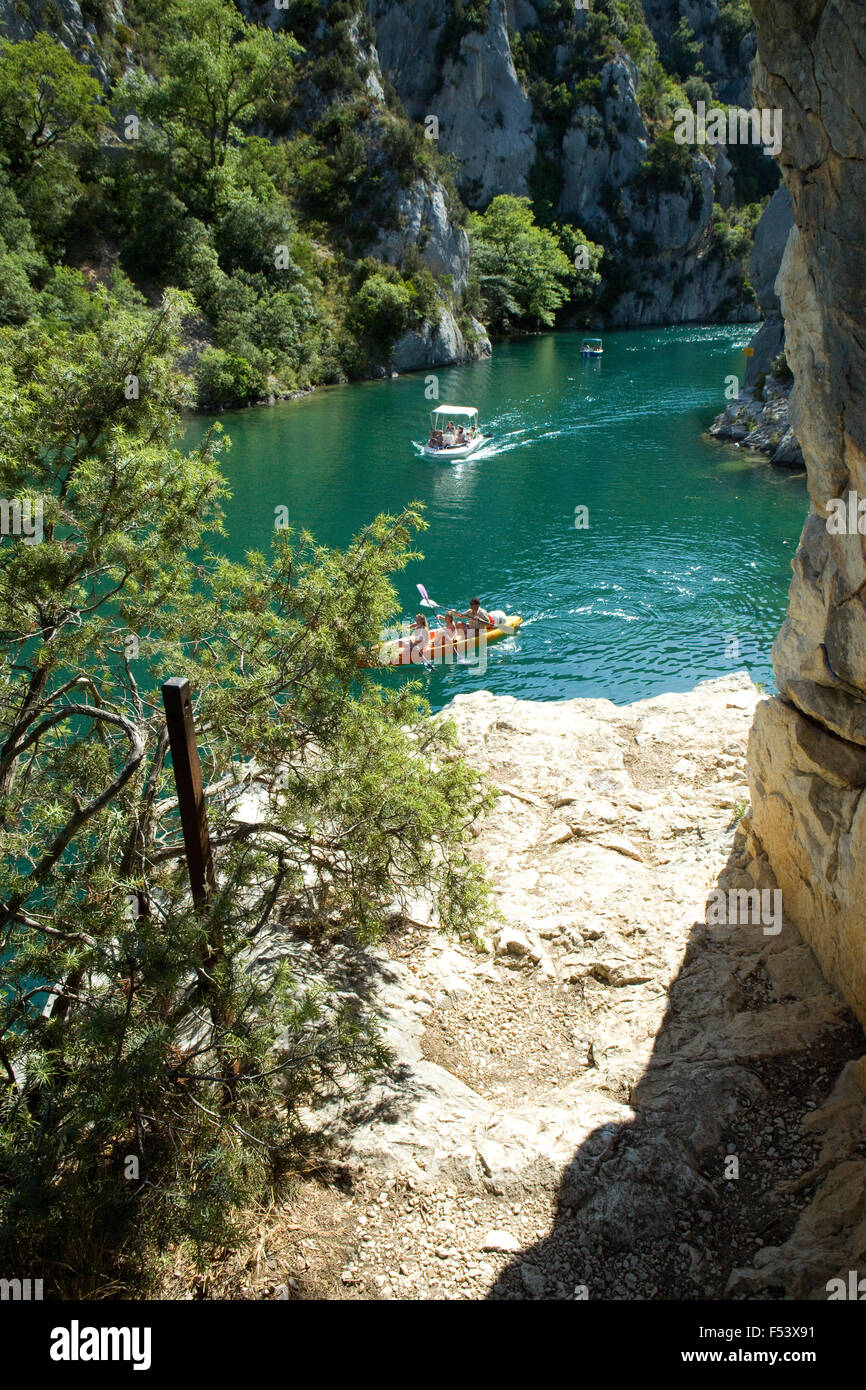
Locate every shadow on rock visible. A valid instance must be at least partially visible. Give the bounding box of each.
[486,844,865,1301]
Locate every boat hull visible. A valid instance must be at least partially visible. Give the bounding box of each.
[421,435,487,460]
[364,615,523,668]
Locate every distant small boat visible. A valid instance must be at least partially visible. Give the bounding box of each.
[580,337,603,358]
[422,405,486,460]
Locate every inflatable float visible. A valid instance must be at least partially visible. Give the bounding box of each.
[364,615,522,668]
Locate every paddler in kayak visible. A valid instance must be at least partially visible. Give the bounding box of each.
[455,597,494,641]
[400,613,432,664]
[429,609,460,661]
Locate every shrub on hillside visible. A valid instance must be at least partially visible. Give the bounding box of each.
[349,271,412,350]
[718,0,752,62]
[635,130,701,201]
[196,344,267,409]
[468,194,578,333]
[214,196,298,281]
[770,352,793,383]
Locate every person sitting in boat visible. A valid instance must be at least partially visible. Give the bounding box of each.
[430,610,460,661]
[455,426,466,446]
[455,598,493,639]
[443,421,457,447]
[428,428,444,449]
[401,613,430,664]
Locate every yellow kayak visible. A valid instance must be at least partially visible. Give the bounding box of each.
[365,616,523,668]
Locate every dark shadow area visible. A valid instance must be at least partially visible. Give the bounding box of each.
[485,845,865,1300]
[254,916,433,1132]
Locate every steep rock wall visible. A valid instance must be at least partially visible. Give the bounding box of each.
[642,0,756,104]
[708,182,801,462]
[368,0,536,204]
[746,0,866,1023]
[744,181,791,384]
[367,0,759,327]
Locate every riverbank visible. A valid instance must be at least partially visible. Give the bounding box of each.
[708,375,803,467]
[172,673,865,1300]
[177,306,493,413]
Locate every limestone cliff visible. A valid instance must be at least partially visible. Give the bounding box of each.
[708,182,802,463]
[369,0,537,204]
[242,0,492,375]
[746,0,866,1027]
[744,181,791,384]
[367,0,765,327]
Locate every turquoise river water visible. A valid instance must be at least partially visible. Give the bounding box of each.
[185,325,807,712]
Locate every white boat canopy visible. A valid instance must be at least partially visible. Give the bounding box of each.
[430,405,479,424]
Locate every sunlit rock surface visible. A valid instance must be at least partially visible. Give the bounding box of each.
[286,676,866,1298]
[367,0,759,326]
[747,2,866,1027]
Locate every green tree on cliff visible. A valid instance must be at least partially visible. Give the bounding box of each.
[469,195,599,332]
[0,31,105,179]
[117,0,301,208]
[0,293,491,1292]
[0,31,106,248]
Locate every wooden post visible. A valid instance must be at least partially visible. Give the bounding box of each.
[161,677,215,907]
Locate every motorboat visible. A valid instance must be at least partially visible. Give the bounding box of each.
[422,405,486,459]
[580,337,603,358]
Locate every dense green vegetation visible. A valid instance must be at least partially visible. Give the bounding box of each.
[0,0,774,410]
[468,195,602,334]
[708,200,763,266]
[0,0,604,407]
[634,129,704,213]
[0,295,493,1292]
[0,2,458,406]
[717,0,753,62]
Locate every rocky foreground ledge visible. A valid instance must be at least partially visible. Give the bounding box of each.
[217,675,866,1301]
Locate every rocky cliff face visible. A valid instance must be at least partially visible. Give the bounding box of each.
[369,0,537,204]
[708,182,801,462]
[255,1,490,375]
[743,181,791,383]
[746,0,866,1026]
[558,51,745,327]
[367,0,761,327]
[365,170,491,370]
[3,0,766,341]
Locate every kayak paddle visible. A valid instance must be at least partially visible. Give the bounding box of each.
[416,582,440,609]
[418,582,468,665]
